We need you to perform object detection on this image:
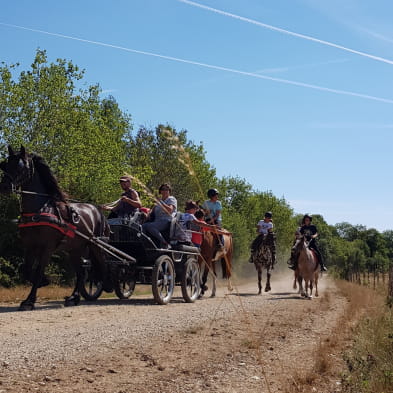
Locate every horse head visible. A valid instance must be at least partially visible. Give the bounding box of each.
[292,234,311,255]
[0,145,33,194]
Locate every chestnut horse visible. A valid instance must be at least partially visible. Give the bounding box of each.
[0,146,111,310]
[199,230,233,298]
[292,235,319,298]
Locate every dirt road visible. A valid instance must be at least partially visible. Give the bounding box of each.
[0,272,347,393]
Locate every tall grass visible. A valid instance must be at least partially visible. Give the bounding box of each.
[330,280,393,393]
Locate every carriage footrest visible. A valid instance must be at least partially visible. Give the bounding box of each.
[171,244,199,254]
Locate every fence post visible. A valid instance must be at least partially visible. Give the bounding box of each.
[388,265,393,307]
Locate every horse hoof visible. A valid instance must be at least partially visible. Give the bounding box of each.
[210,294,216,298]
[202,285,208,291]
[18,302,34,311]
[265,287,271,292]
[64,295,80,307]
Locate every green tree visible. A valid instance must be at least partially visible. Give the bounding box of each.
[0,49,132,203]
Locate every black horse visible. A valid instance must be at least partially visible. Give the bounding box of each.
[0,146,111,311]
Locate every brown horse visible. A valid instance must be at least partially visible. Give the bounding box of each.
[0,146,111,311]
[292,235,319,298]
[199,230,233,298]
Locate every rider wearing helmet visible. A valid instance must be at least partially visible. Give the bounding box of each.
[202,188,224,249]
[203,189,222,227]
[249,212,277,266]
[288,214,327,271]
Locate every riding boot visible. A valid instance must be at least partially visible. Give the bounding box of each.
[320,262,328,272]
[287,260,296,270]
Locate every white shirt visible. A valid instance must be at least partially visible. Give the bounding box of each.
[257,220,273,235]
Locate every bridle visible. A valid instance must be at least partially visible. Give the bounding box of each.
[0,155,51,198]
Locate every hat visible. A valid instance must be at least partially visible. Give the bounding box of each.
[185,200,199,210]
[119,176,131,182]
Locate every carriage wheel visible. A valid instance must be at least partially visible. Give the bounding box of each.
[79,261,104,301]
[114,266,136,299]
[152,255,175,305]
[181,258,201,303]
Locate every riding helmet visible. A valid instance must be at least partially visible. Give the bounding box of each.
[207,188,219,198]
[302,214,312,223]
[264,211,273,218]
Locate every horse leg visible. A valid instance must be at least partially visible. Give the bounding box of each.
[64,253,83,307]
[257,265,262,295]
[19,251,50,311]
[314,274,319,297]
[297,275,305,297]
[199,263,209,298]
[293,271,298,290]
[210,262,217,298]
[265,267,272,292]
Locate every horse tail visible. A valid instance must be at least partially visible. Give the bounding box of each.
[221,234,233,279]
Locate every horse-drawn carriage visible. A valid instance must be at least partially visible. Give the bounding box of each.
[0,146,232,310]
[80,212,202,305]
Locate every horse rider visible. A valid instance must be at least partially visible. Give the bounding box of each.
[104,175,142,218]
[202,188,224,248]
[142,183,177,249]
[249,211,277,266]
[287,214,327,272]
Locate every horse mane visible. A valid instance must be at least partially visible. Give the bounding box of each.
[31,154,68,202]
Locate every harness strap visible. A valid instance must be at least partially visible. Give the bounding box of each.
[18,213,76,238]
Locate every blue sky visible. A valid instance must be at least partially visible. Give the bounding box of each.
[1,0,392,231]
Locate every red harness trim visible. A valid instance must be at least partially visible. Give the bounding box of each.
[18,213,76,238]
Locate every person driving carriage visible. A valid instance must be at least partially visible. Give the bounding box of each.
[249,211,277,266]
[104,175,142,218]
[287,214,327,272]
[142,183,177,249]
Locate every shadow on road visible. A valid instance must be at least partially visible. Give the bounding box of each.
[0,295,194,313]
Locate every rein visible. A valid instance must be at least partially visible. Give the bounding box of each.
[15,189,52,198]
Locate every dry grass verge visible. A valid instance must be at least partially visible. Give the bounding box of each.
[289,280,391,393]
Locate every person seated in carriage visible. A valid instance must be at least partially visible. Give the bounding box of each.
[142,183,177,249]
[174,201,228,247]
[287,214,327,272]
[104,175,142,218]
[249,211,277,266]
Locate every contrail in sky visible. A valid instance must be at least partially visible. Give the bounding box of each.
[177,0,393,66]
[1,22,393,104]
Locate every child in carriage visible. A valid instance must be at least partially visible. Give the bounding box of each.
[175,201,228,246]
